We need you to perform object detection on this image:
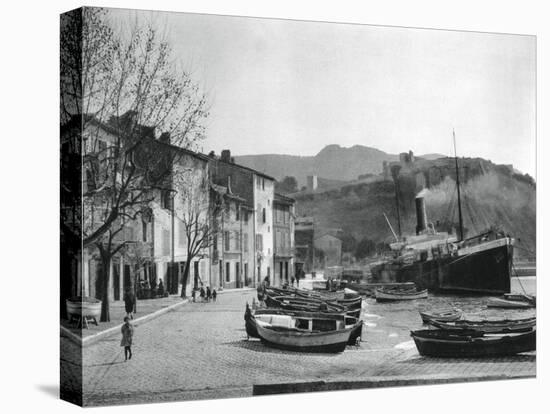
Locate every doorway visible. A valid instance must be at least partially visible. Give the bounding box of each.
[112,260,120,301]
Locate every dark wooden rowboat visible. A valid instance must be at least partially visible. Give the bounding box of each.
[503,293,536,306]
[411,328,536,358]
[419,309,463,324]
[487,297,535,309]
[376,288,428,302]
[427,316,536,334]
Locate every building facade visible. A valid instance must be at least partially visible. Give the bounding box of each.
[273,193,295,286]
[152,145,211,296]
[209,183,255,290]
[314,234,343,267]
[209,150,275,287]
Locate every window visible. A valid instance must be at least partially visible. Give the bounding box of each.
[225,262,230,282]
[213,233,218,252]
[178,221,185,247]
[162,229,170,256]
[268,225,270,233]
[267,266,270,277]
[243,233,249,252]
[161,190,172,210]
[262,208,266,224]
[234,231,240,250]
[256,234,263,252]
[268,199,270,206]
[142,220,147,242]
[257,204,262,225]
[243,210,248,223]
[236,204,240,220]
[224,231,230,251]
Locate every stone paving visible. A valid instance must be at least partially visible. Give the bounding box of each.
[60,288,536,407]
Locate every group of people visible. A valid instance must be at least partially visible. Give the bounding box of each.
[192,283,217,303]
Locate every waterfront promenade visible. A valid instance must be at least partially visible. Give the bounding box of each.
[61,284,536,406]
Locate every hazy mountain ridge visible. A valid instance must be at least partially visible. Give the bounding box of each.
[234,145,445,186]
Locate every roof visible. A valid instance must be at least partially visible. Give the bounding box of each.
[155,140,210,162]
[212,157,275,181]
[274,192,296,204]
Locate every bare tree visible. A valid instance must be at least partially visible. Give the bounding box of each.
[61,8,208,321]
[173,169,223,298]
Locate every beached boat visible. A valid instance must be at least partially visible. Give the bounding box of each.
[503,293,536,306]
[410,328,536,358]
[375,288,428,302]
[427,316,536,333]
[250,316,360,353]
[347,282,416,297]
[487,297,535,309]
[419,309,462,324]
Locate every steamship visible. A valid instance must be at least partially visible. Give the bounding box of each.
[370,132,513,295]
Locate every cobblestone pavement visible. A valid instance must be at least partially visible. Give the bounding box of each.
[60,289,536,406]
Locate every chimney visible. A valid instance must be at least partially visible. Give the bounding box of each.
[221,149,231,163]
[415,191,428,235]
[159,132,170,144]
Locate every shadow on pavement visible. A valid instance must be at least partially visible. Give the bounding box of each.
[400,353,536,364]
[222,339,342,357]
[36,384,59,399]
[87,360,126,367]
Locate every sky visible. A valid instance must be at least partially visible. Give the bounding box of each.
[109,8,536,176]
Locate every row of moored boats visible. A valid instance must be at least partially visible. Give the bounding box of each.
[245,285,536,357]
[245,286,363,353]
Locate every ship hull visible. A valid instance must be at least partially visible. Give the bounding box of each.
[371,238,513,295]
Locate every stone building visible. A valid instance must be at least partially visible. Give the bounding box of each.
[152,143,211,296]
[209,150,275,286]
[313,233,343,267]
[209,182,255,290]
[273,193,296,286]
[294,216,314,273]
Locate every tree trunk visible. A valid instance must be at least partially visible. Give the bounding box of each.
[180,260,191,298]
[99,249,111,322]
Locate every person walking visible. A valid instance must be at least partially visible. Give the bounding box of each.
[120,316,134,361]
[199,284,206,303]
[123,287,136,319]
[206,286,212,302]
[212,288,217,302]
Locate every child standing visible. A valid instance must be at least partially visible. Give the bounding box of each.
[120,316,134,361]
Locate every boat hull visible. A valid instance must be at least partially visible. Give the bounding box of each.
[376,289,428,302]
[411,329,536,358]
[487,297,534,309]
[372,238,513,295]
[419,310,462,324]
[428,317,536,333]
[254,320,353,353]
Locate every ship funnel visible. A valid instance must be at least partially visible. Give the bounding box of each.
[415,190,429,235]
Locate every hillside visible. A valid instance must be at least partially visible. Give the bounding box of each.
[234,145,446,186]
[293,158,536,260]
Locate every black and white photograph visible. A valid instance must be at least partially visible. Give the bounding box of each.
[58,4,539,407]
[3,1,547,413]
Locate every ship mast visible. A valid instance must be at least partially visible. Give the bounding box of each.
[453,129,464,241]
